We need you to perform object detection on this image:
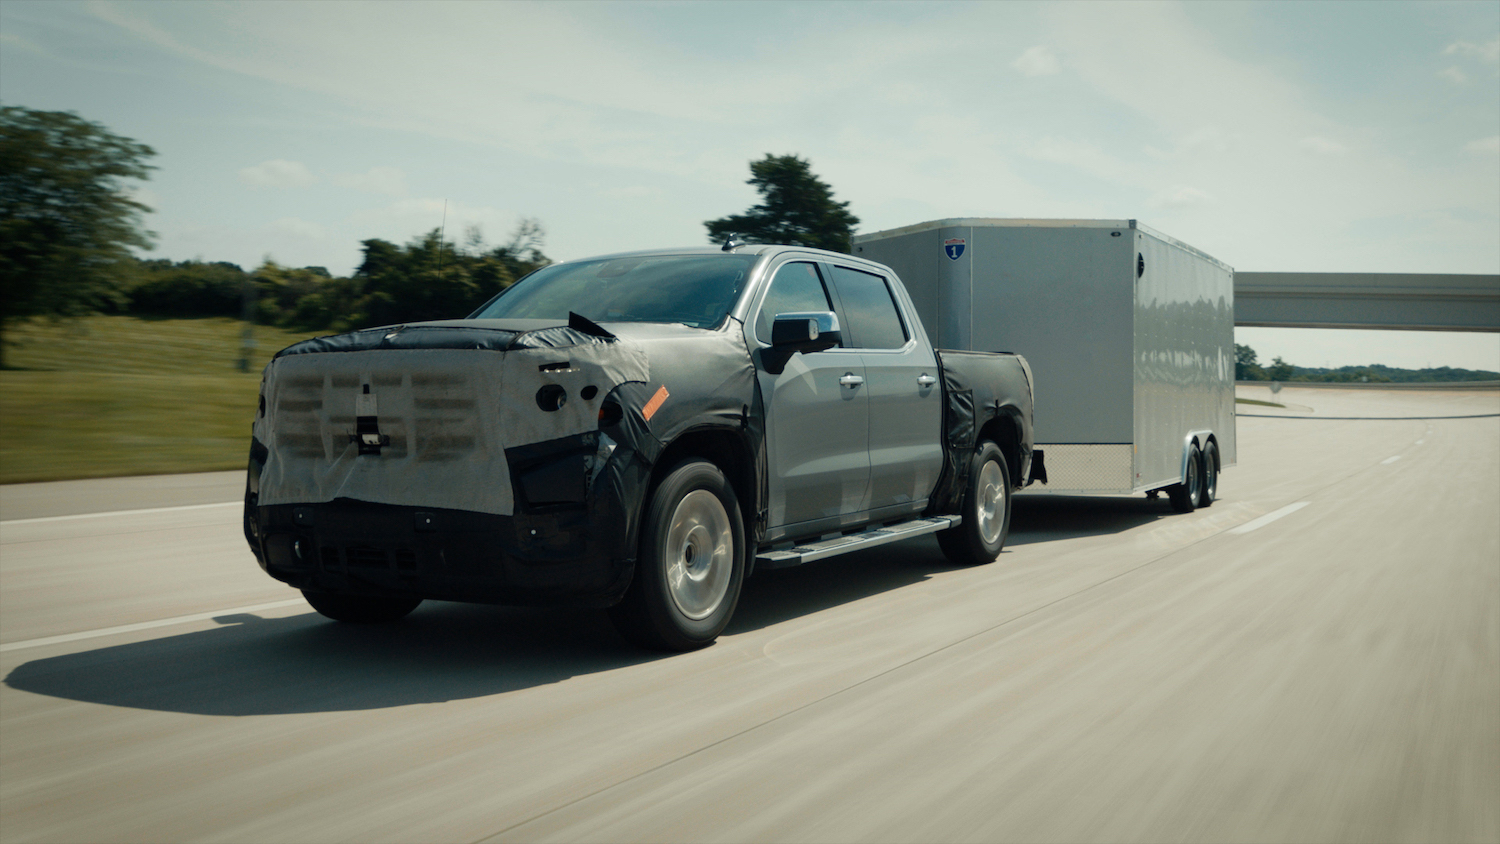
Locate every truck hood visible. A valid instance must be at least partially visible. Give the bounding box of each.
[256,318,654,517]
[274,318,733,358]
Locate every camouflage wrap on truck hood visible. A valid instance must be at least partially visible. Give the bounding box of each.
[254,323,649,517]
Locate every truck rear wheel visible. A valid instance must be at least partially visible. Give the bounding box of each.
[609,459,745,652]
[1196,440,1219,508]
[937,441,1011,566]
[1167,444,1203,513]
[301,590,422,623]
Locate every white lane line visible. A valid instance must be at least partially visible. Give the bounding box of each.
[0,598,307,653]
[1229,502,1312,535]
[1,501,238,526]
[1381,455,1402,465]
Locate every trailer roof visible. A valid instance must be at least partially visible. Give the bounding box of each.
[853,218,1233,273]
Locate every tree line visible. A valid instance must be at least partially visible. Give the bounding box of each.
[117,221,549,332]
[1235,343,1497,383]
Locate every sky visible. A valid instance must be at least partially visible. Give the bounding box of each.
[2,0,1497,371]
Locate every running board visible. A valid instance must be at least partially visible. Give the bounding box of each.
[755,516,960,570]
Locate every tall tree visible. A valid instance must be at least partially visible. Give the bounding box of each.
[1234,343,1266,380]
[705,154,859,253]
[0,106,156,366]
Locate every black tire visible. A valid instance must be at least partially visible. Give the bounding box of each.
[937,441,1012,566]
[1167,444,1203,513]
[609,460,746,652]
[1196,440,1219,508]
[301,590,422,623]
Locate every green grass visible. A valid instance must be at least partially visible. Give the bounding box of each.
[1,316,1295,484]
[1,316,328,484]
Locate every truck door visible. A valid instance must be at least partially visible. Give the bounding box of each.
[752,261,871,532]
[825,264,944,514]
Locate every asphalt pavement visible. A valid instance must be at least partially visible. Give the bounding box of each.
[1,386,1496,843]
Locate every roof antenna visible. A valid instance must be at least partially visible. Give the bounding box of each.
[721,232,746,252]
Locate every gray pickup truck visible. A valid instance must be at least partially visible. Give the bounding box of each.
[244,240,1043,650]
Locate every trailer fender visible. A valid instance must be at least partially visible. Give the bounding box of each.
[1179,430,1216,484]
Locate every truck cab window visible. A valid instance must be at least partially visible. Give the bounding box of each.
[756,261,835,344]
[828,265,909,349]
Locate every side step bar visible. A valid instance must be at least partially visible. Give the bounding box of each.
[755,516,960,570]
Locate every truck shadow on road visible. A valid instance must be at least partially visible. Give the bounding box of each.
[6,497,1166,716]
[728,495,1166,634]
[1007,494,1174,546]
[4,603,661,716]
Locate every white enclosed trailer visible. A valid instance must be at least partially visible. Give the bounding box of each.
[853,218,1235,511]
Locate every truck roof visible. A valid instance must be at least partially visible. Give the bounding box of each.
[545,243,891,269]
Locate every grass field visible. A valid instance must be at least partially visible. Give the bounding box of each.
[2,315,1289,485]
[1,316,327,484]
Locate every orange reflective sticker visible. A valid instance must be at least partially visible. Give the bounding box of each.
[642,385,669,421]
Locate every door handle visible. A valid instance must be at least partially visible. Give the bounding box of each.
[917,374,937,387]
[839,373,864,388]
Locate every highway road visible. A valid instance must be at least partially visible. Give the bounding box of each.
[1,386,1496,843]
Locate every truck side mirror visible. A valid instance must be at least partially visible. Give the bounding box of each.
[770,311,841,354]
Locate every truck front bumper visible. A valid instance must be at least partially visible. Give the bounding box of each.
[248,498,634,608]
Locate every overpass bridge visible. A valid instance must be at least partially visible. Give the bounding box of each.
[1234,273,1500,332]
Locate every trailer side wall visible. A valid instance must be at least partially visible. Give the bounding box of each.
[1132,229,1238,489]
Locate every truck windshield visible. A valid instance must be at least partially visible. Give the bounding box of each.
[471,254,758,329]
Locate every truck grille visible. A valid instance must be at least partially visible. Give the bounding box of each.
[272,369,484,463]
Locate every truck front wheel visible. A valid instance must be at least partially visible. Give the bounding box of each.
[609,460,746,652]
[301,590,422,623]
[937,441,1011,565]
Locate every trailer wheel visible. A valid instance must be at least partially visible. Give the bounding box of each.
[937,441,1012,565]
[1196,441,1219,508]
[301,590,422,623]
[609,459,745,652]
[1167,444,1203,513]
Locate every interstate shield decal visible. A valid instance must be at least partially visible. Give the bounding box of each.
[944,238,966,260]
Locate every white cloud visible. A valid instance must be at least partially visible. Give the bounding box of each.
[1438,65,1468,85]
[1013,45,1060,77]
[269,217,326,240]
[1300,136,1348,156]
[1023,136,1146,189]
[1149,186,1213,209]
[239,159,317,189]
[1443,37,1500,66]
[1180,126,1236,155]
[331,166,407,196]
[0,31,45,55]
[1465,135,1500,155]
[347,198,520,246]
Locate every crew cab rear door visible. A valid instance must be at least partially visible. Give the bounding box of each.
[824,263,945,514]
[751,260,871,533]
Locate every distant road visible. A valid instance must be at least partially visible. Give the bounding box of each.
[2,387,1496,843]
[0,469,244,521]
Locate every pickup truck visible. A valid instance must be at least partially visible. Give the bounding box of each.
[244,240,1042,651]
